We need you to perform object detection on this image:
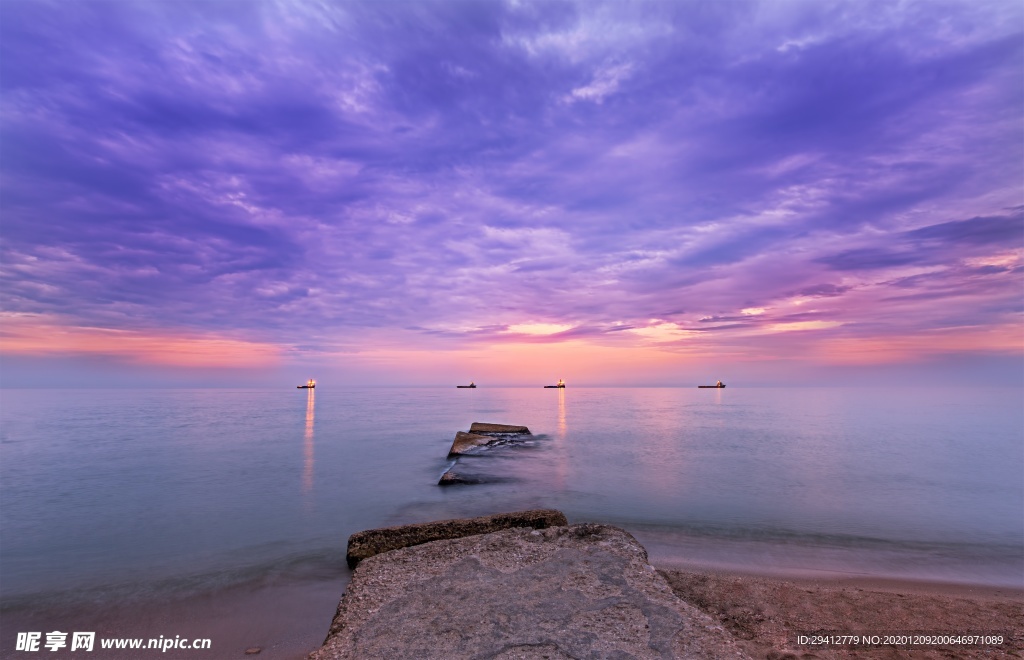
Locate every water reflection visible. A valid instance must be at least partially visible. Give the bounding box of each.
[557,388,566,437]
[303,387,315,495]
[554,387,568,488]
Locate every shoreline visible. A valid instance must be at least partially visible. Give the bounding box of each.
[648,556,1024,600]
[3,559,1019,659]
[626,525,1024,592]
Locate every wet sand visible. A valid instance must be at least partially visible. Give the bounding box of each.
[3,566,1020,659]
[659,569,1023,659]
[0,575,349,660]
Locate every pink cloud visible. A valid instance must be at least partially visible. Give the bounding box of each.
[0,314,281,368]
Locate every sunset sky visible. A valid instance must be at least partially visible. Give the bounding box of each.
[1,0,1021,387]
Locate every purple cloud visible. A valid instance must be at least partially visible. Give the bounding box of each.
[1,0,1021,382]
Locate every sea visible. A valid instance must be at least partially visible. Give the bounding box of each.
[1,386,1022,657]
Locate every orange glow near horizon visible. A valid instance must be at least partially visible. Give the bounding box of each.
[303,319,1024,384]
[0,315,281,368]
[340,338,707,384]
[3,312,1020,383]
[816,325,1024,364]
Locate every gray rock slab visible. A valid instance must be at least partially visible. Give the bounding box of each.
[469,422,531,435]
[317,523,750,660]
[345,509,569,568]
[448,431,494,456]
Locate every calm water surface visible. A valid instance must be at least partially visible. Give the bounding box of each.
[2,386,1022,610]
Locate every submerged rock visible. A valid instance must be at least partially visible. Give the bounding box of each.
[437,470,481,486]
[345,509,568,568]
[437,470,516,486]
[317,521,750,660]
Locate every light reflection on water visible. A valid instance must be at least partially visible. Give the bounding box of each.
[1,386,1021,607]
[557,387,566,437]
[303,388,315,497]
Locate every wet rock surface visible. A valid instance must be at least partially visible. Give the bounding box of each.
[318,522,750,660]
[448,431,495,456]
[447,423,533,457]
[345,509,568,568]
[469,422,531,434]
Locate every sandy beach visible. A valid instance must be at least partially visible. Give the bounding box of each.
[660,569,1023,659]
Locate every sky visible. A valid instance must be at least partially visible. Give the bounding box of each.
[1,0,1022,387]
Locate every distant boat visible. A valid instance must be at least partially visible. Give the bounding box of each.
[456,382,477,388]
[297,379,316,389]
[698,380,725,389]
[544,379,566,389]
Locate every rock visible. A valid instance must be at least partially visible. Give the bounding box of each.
[468,422,531,434]
[437,470,480,486]
[448,423,532,456]
[315,523,751,660]
[345,509,569,568]
[438,470,514,486]
[447,431,493,456]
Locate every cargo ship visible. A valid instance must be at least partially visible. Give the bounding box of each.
[297,379,316,389]
[544,379,566,389]
[698,380,725,389]
[456,382,477,388]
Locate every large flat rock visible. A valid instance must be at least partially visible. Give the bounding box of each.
[317,523,750,659]
[448,431,494,456]
[469,422,531,434]
[345,509,568,568]
[448,422,532,456]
